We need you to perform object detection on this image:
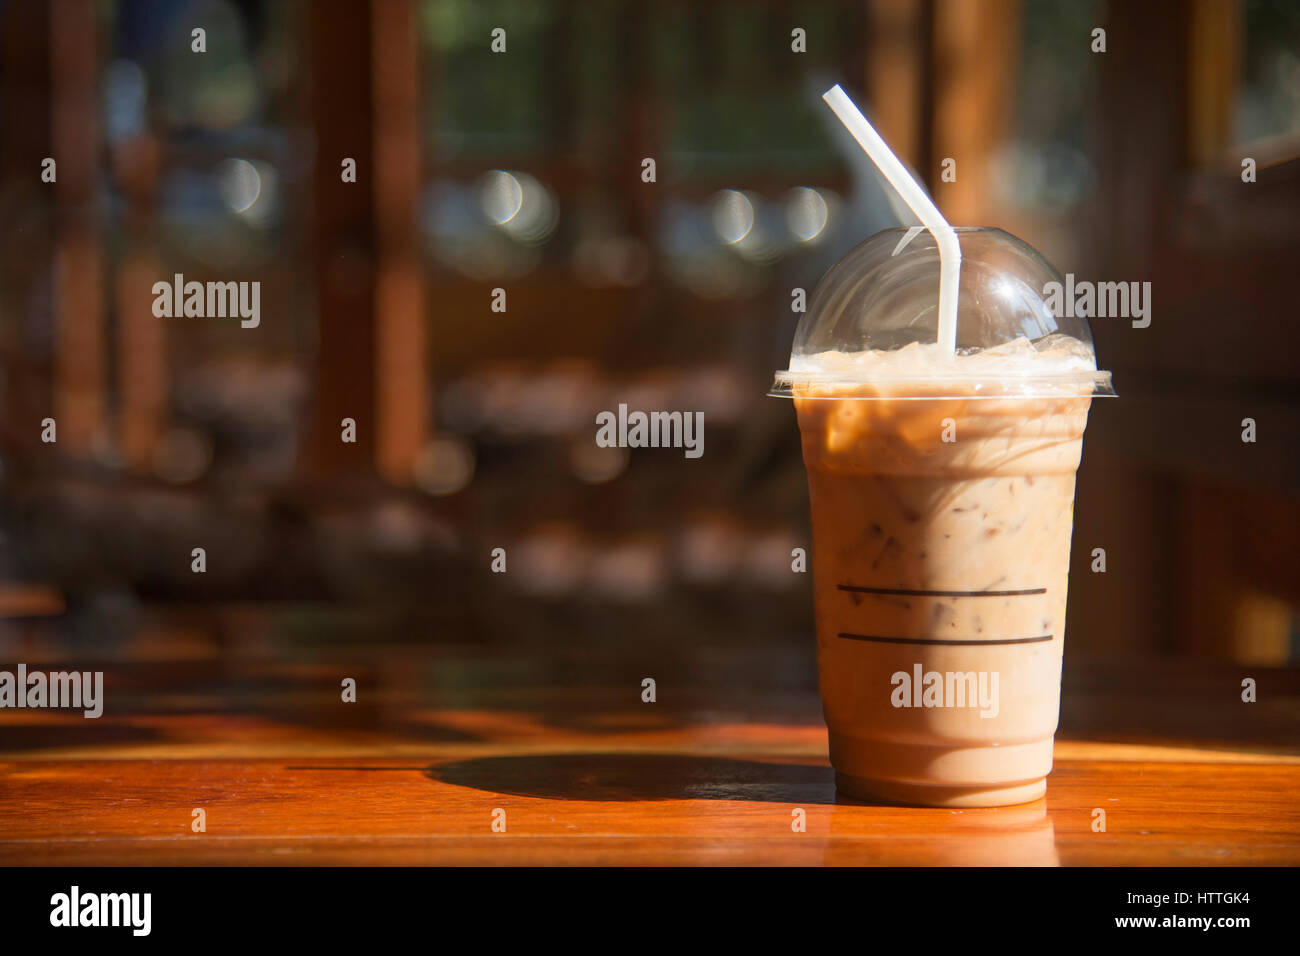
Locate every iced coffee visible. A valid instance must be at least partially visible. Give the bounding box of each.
[772,227,1114,807]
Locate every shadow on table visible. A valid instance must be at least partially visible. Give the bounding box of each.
[428,752,838,804]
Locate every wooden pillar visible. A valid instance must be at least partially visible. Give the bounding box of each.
[306,0,376,476]
[619,0,654,249]
[109,54,167,473]
[50,0,105,457]
[117,249,166,471]
[0,0,54,452]
[865,0,927,174]
[371,0,428,485]
[1187,0,1242,166]
[929,0,1021,225]
[1094,0,1189,279]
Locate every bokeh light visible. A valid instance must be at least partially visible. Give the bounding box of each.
[415,435,476,496]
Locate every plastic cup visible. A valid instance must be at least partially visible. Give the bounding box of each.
[771,226,1115,807]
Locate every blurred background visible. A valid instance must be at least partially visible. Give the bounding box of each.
[0,0,1297,736]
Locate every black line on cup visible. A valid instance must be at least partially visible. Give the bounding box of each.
[836,633,1054,646]
[837,584,1047,598]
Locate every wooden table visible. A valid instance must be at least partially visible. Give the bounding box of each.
[1,635,1297,866]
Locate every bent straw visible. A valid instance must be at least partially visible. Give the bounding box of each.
[822,84,961,357]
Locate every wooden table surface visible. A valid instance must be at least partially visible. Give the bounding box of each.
[1,631,1297,866]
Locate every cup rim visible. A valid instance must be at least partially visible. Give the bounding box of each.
[768,368,1116,400]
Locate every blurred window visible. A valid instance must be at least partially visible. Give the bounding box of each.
[419,0,858,292]
[1236,0,1300,147]
[422,0,558,158]
[106,0,305,351]
[992,0,1100,215]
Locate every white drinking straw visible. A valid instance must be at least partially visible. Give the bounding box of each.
[822,84,961,357]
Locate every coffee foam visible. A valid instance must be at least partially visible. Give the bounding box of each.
[789,334,1097,382]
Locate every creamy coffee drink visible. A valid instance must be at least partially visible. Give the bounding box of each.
[793,337,1095,807]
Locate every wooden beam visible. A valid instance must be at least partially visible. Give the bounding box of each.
[929,0,1021,225]
[50,0,104,457]
[306,0,376,475]
[865,0,926,172]
[371,0,428,485]
[0,0,54,452]
[1187,0,1242,165]
[117,250,166,472]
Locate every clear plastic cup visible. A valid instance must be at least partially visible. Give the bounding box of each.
[771,226,1114,807]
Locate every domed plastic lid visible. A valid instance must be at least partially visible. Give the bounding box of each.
[770,226,1115,399]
